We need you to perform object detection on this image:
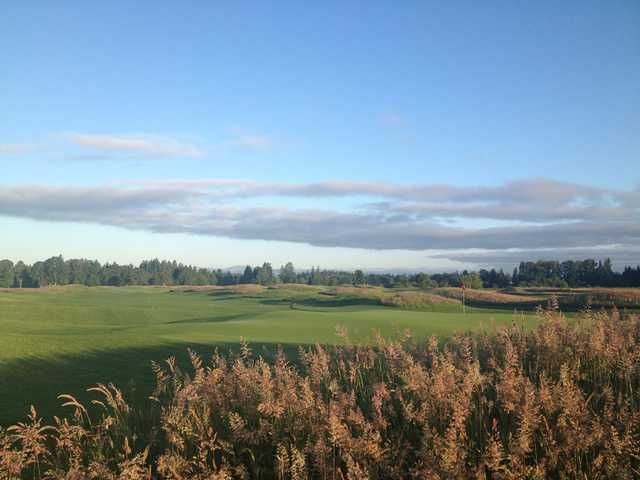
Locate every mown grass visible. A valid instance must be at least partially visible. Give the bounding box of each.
[0,285,534,425]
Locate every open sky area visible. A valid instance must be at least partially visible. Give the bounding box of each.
[1,1,639,271]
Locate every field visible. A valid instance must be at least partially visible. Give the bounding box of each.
[0,284,541,425]
[2,284,638,426]
[1,284,639,478]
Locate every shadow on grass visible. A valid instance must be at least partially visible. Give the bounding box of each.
[205,289,235,297]
[0,341,305,427]
[207,293,267,302]
[461,299,546,311]
[261,296,382,308]
[166,313,255,325]
[462,297,637,312]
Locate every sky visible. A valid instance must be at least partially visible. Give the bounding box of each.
[1,1,639,272]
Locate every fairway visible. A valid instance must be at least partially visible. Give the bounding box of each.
[0,285,532,425]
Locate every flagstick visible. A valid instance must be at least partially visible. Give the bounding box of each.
[462,287,466,314]
[461,283,466,315]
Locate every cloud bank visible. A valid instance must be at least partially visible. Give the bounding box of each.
[0,178,638,266]
[431,246,640,271]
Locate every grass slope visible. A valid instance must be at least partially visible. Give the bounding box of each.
[0,285,531,425]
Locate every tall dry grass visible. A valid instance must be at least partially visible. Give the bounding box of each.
[379,290,458,309]
[433,287,545,305]
[2,307,639,479]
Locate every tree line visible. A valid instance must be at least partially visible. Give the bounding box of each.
[512,259,640,288]
[0,256,639,289]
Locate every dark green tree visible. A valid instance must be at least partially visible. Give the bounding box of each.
[279,262,296,284]
[353,269,365,285]
[0,259,14,288]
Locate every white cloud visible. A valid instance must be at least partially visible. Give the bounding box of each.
[65,133,204,158]
[232,134,273,151]
[0,143,37,153]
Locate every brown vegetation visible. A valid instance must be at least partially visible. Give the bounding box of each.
[2,307,639,479]
[326,286,386,296]
[555,288,640,309]
[379,290,458,309]
[433,287,543,306]
[514,288,640,310]
[319,286,458,309]
[271,284,321,292]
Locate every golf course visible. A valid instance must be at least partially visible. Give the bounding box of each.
[0,284,539,425]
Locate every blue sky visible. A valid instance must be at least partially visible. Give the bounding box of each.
[1,1,639,271]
